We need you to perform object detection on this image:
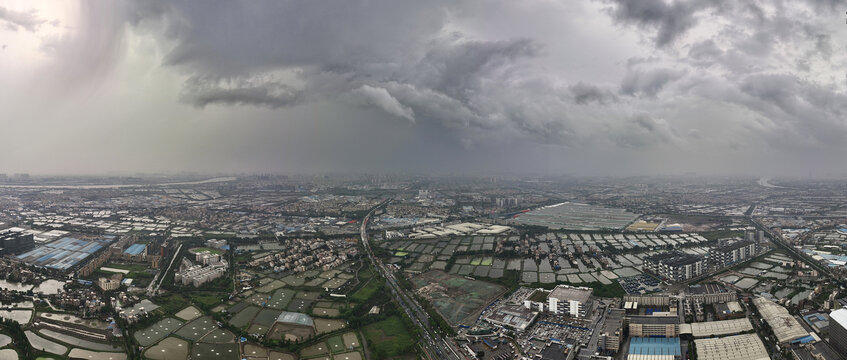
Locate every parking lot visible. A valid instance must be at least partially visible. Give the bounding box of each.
[618,273,662,294]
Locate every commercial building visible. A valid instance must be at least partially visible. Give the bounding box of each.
[0,227,34,256]
[599,309,625,353]
[644,251,706,282]
[628,315,680,338]
[695,334,769,360]
[709,240,756,267]
[627,337,680,360]
[753,297,809,343]
[687,283,736,304]
[98,274,122,291]
[546,285,593,318]
[174,257,228,287]
[679,318,753,338]
[482,305,538,332]
[829,308,847,354]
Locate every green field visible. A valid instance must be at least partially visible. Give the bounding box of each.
[351,279,382,303]
[363,316,415,359]
[229,306,260,328]
[188,293,225,308]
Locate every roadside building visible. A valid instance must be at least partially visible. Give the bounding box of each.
[628,315,680,338]
[599,309,625,354]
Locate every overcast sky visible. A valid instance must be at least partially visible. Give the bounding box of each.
[1,0,846,176]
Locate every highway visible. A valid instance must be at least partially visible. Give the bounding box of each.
[360,199,464,360]
[748,217,845,287]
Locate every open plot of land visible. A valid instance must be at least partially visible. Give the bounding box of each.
[248,323,271,336]
[243,344,269,358]
[734,278,758,289]
[253,308,283,327]
[333,352,362,360]
[342,332,359,348]
[134,318,184,347]
[412,270,506,326]
[301,342,329,357]
[0,349,15,360]
[287,299,313,312]
[175,316,216,341]
[327,335,345,353]
[228,301,250,314]
[26,330,67,355]
[189,343,239,360]
[200,329,236,344]
[67,349,127,360]
[229,306,260,328]
[38,329,122,351]
[246,293,271,307]
[314,318,346,335]
[143,337,188,360]
[175,306,203,321]
[267,289,296,310]
[267,322,315,342]
[313,307,341,317]
[322,278,348,289]
[295,291,321,300]
[269,351,296,360]
[280,275,306,286]
[256,280,287,293]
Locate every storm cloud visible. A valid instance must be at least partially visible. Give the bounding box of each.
[0,0,846,175]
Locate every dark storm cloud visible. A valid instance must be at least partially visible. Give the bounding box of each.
[569,82,618,104]
[604,0,722,47]
[9,0,847,176]
[0,6,46,32]
[611,113,678,148]
[620,68,685,97]
[181,75,302,108]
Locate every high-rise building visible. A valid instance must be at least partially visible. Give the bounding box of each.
[0,227,34,256]
[830,308,847,354]
[644,251,706,282]
[709,240,756,267]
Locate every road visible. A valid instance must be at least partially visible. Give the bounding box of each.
[360,199,464,360]
[748,217,845,286]
[148,243,182,296]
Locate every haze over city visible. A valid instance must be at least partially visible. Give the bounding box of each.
[2,0,847,176]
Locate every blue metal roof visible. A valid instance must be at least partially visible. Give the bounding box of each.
[124,243,146,255]
[629,337,681,356]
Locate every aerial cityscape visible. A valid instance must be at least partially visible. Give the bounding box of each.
[2,1,847,360]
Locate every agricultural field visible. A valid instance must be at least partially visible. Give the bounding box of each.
[134,318,185,347]
[144,337,189,360]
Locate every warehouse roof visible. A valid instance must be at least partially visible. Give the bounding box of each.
[680,318,753,338]
[695,334,769,360]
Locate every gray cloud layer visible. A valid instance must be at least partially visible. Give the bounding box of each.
[2,0,847,175]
